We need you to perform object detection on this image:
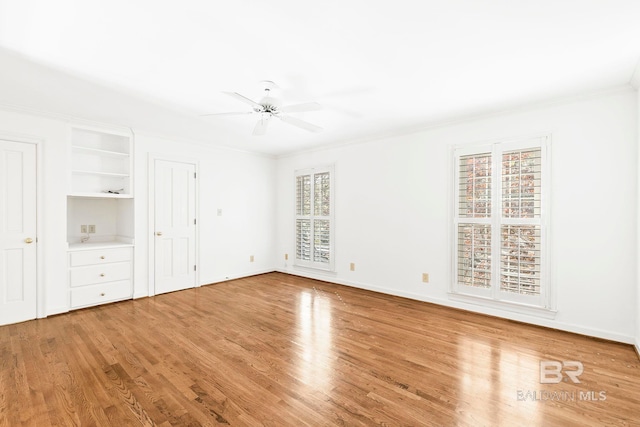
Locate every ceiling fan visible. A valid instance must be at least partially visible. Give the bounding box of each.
[202,81,323,136]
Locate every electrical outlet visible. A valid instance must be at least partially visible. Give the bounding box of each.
[422,273,429,283]
[80,225,87,233]
[350,263,355,271]
[88,225,96,234]
[250,255,254,262]
[284,253,288,260]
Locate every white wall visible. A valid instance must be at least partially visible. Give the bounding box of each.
[132,133,276,298]
[67,198,119,242]
[276,89,638,343]
[0,107,276,316]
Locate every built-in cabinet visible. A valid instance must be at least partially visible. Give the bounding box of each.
[68,245,133,309]
[67,125,134,309]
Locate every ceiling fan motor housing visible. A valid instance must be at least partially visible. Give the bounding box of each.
[259,96,282,113]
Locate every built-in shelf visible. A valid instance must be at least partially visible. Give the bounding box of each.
[69,127,132,197]
[72,170,130,178]
[68,239,134,251]
[72,146,129,158]
[68,192,133,199]
[67,125,135,312]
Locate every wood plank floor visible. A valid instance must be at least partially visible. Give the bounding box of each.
[1,272,639,426]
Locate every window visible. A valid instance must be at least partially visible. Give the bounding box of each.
[453,137,549,309]
[295,166,334,271]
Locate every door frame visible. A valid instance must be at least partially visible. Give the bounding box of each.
[148,153,200,296]
[0,132,44,318]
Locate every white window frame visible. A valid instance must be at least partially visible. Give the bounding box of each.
[294,165,335,272]
[451,136,552,313]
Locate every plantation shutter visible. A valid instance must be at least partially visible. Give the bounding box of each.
[296,175,311,261]
[457,153,492,289]
[500,148,542,296]
[453,138,548,307]
[295,167,334,270]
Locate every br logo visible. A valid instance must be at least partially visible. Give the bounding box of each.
[539,360,583,384]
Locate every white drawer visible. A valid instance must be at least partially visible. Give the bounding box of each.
[70,280,132,309]
[70,262,131,287]
[70,247,132,267]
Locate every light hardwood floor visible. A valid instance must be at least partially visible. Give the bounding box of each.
[1,272,639,426]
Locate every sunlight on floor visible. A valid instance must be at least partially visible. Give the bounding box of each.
[458,336,543,426]
[296,289,334,391]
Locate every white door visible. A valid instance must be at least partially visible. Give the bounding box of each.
[0,140,37,325]
[154,159,197,295]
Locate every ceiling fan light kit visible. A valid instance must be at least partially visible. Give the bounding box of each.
[202,81,323,136]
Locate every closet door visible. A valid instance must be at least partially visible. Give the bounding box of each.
[153,159,197,295]
[0,140,37,325]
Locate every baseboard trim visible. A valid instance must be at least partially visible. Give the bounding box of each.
[276,269,635,345]
[204,269,276,285]
[45,306,69,317]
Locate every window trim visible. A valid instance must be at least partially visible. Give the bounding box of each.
[450,135,553,314]
[294,165,335,272]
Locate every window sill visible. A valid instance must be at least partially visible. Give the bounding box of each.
[448,292,557,319]
[293,264,336,276]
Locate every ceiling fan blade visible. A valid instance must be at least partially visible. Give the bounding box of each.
[223,91,264,110]
[200,111,253,117]
[277,115,323,133]
[252,115,270,136]
[279,102,322,113]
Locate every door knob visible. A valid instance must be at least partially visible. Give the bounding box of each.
[24,238,33,244]
[156,232,163,236]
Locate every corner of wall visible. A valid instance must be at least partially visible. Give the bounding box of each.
[636,78,640,355]
[631,58,640,90]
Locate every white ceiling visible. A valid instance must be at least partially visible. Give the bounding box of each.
[0,0,639,155]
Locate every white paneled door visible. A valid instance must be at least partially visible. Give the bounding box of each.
[154,159,196,295]
[0,140,37,325]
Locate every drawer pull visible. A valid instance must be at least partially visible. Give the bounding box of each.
[100,256,105,259]
[100,273,105,277]
[100,293,106,297]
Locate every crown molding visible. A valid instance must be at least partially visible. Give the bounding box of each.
[0,101,132,133]
[277,85,635,159]
[0,102,275,159]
